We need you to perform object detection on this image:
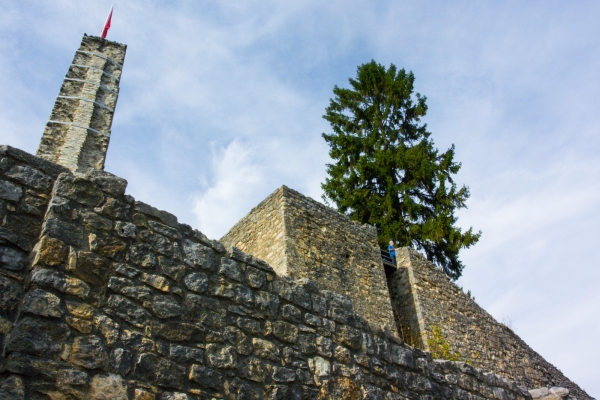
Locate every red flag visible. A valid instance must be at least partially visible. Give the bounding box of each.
[100,6,113,39]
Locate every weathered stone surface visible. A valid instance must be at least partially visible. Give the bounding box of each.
[170,344,204,363]
[252,338,280,362]
[32,268,85,297]
[134,389,155,400]
[225,326,253,355]
[136,353,186,389]
[255,291,280,319]
[107,294,152,328]
[0,246,26,271]
[121,330,155,353]
[115,220,137,238]
[7,317,70,357]
[189,364,223,390]
[129,243,158,268]
[240,357,268,382]
[88,233,126,260]
[56,369,89,385]
[6,165,52,191]
[183,239,216,270]
[140,230,173,256]
[391,344,414,368]
[206,343,237,369]
[36,236,68,266]
[110,348,133,375]
[272,321,299,343]
[42,218,85,247]
[149,220,181,240]
[55,175,104,206]
[89,373,128,400]
[22,288,62,318]
[98,197,131,219]
[293,333,315,356]
[0,179,23,202]
[151,295,182,319]
[85,170,128,197]
[0,375,25,400]
[0,275,22,315]
[159,256,186,280]
[73,251,112,285]
[0,315,13,333]
[109,276,153,301]
[143,273,170,292]
[65,313,94,332]
[272,366,296,382]
[81,210,113,231]
[336,325,362,350]
[183,271,208,293]
[245,266,266,289]
[115,262,140,278]
[94,314,120,345]
[309,356,331,377]
[63,334,109,369]
[161,392,189,400]
[135,201,178,227]
[223,377,261,400]
[282,303,302,322]
[219,258,242,281]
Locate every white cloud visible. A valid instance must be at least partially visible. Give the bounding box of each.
[192,140,265,239]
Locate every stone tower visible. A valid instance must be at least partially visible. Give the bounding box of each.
[221,186,398,334]
[36,34,126,172]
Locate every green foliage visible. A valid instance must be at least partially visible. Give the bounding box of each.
[427,324,463,362]
[321,60,481,279]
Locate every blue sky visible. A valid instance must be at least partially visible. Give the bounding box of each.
[1,1,599,396]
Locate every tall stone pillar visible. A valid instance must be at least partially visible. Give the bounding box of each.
[36,34,126,172]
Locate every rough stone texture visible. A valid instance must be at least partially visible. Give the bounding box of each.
[221,185,397,335]
[0,145,69,368]
[0,155,543,399]
[36,34,127,172]
[388,248,592,399]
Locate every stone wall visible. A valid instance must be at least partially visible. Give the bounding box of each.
[0,149,534,399]
[220,187,287,275]
[388,248,592,399]
[37,35,126,172]
[0,146,69,360]
[222,186,397,336]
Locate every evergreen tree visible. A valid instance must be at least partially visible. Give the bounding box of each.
[321,60,481,279]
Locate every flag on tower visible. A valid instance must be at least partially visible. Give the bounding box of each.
[100,6,113,39]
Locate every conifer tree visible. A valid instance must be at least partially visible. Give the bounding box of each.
[321,60,481,279]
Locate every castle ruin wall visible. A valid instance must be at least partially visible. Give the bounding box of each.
[221,186,397,336]
[388,247,591,399]
[0,148,535,399]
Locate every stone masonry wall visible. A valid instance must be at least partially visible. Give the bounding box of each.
[0,146,69,361]
[220,187,287,276]
[0,149,534,399]
[222,186,397,336]
[388,248,592,399]
[281,187,396,336]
